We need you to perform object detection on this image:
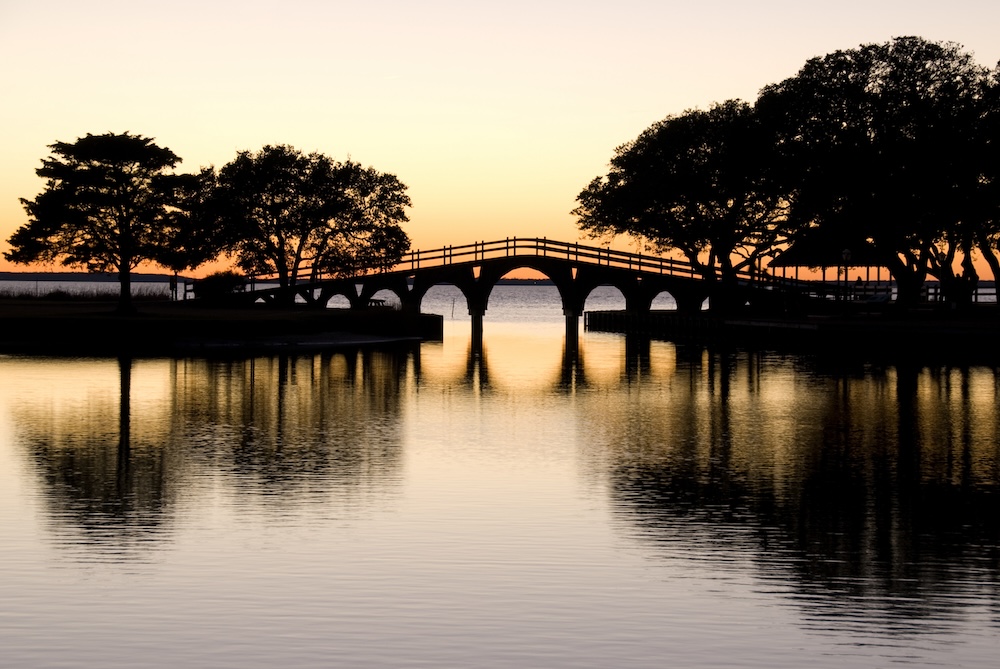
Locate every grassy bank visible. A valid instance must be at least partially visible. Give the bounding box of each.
[0,285,171,302]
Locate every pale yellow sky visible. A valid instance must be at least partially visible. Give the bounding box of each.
[2,0,998,273]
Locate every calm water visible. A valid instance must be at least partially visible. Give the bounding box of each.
[2,285,999,668]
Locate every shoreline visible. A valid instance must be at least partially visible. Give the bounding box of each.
[585,307,1000,364]
[4,298,999,362]
[0,300,442,357]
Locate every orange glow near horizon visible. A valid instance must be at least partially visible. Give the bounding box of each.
[4,246,997,285]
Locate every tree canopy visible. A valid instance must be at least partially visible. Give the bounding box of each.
[6,132,188,311]
[573,100,788,306]
[756,36,993,304]
[575,36,999,309]
[155,166,228,275]
[207,145,411,302]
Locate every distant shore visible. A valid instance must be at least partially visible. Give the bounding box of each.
[0,270,186,283]
[0,299,442,356]
[0,271,554,286]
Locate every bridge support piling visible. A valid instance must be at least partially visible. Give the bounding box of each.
[470,309,485,354]
[565,311,580,352]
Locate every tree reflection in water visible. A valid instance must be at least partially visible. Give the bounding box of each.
[7,341,1000,636]
[11,349,411,559]
[593,351,1000,631]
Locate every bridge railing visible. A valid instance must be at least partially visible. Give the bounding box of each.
[244,237,784,291]
[391,237,714,279]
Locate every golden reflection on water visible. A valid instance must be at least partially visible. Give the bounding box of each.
[418,324,680,396]
[2,338,999,641]
[3,351,416,558]
[574,350,1000,629]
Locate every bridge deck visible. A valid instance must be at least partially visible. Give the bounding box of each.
[250,237,752,286]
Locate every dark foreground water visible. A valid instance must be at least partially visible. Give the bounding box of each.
[2,286,999,668]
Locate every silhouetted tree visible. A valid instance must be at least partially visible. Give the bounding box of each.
[303,165,412,278]
[155,167,227,276]
[6,132,189,312]
[757,37,992,305]
[208,145,411,304]
[573,100,788,310]
[973,64,1000,288]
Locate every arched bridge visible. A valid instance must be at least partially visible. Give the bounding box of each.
[245,237,760,341]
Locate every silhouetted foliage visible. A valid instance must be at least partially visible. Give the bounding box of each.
[155,166,227,274]
[6,132,188,312]
[757,37,993,305]
[579,37,1000,309]
[573,100,788,309]
[207,145,411,304]
[192,270,246,300]
[975,64,1000,286]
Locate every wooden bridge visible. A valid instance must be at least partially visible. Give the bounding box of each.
[243,237,776,343]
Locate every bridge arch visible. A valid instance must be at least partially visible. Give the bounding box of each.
[326,293,353,309]
[355,274,411,310]
[583,284,628,312]
[650,290,677,310]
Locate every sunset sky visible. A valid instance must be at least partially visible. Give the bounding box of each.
[2,1,999,274]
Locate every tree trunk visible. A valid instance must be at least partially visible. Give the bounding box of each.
[709,253,745,314]
[118,267,135,314]
[893,272,924,306]
[118,220,135,313]
[939,249,979,308]
[884,253,927,308]
[276,270,297,307]
[976,232,1000,305]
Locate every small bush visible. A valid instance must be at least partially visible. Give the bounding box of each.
[193,271,246,300]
